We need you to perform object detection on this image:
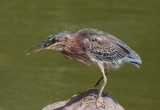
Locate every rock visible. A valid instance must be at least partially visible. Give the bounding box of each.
[42,89,125,110]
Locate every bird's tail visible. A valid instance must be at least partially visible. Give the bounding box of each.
[123,50,142,68]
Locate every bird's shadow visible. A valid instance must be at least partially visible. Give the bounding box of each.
[54,89,118,110]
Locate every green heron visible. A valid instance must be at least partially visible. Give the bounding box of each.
[27,28,142,106]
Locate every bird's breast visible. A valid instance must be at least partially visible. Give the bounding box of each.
[61,49,96,66]
[60,34,103,67]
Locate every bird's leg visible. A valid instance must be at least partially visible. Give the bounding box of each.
[96,73,107,103]
[94,76,103,87]
[87,71,107,90]
[94,71,108,87]
[96,62,107,107]
[81,62,107,107]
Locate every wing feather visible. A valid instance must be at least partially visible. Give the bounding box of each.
[79,30,130,61]
[78,28,141,68]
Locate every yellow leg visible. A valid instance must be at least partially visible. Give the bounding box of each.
[96,62,107,106]
[81,97,105,107]
[96,75,107,106]
[97,74,107,98]
[81,62,107,107]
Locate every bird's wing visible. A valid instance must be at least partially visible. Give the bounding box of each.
[103,33,132,53]
[79,29,130,61]
[79,28,131,53]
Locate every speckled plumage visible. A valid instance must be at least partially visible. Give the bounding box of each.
[58,28,142,69]
[80,29,141,68]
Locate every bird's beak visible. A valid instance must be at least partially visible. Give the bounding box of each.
[26,40,49,55]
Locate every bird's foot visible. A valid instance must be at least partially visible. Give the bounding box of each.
[81,97,105,108]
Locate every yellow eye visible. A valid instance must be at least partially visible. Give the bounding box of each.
[49,37,58,41]
[54,37,58,40]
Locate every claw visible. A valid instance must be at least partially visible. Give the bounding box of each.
[96,99,105,107]
[81,97,105,108]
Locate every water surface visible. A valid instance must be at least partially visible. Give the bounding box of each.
[0,0,160,110]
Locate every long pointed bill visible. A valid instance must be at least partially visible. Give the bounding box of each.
[26,40,48,55]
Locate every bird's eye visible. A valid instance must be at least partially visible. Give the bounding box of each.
[52,39,56,43]
[52,37,59,43]
[54,37,59,41]
[49,37,59,44]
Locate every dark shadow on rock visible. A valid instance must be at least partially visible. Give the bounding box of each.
[43,89,124,110]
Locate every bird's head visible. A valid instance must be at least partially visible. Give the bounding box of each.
[26,31,75,55]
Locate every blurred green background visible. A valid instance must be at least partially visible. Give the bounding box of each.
[0,0,159,110]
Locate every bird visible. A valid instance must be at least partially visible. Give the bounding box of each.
[27,28,142,106]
